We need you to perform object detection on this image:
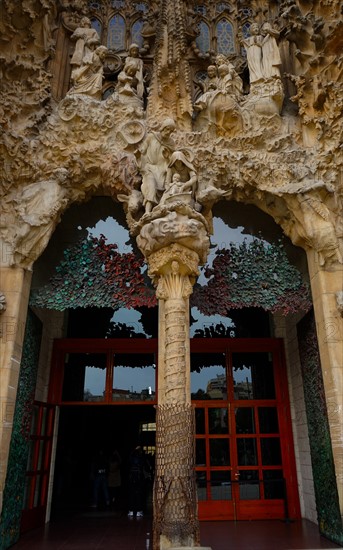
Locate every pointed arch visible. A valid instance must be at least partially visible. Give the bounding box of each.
[107,14,126,51]
[216,17,235,55]
[196,20,211,54]
[131,18,144,48]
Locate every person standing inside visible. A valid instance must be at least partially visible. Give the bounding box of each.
[127,445,149,518]
[91,449,110,509]
[108,448,122,507]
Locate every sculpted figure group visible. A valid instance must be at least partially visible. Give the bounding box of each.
[137,119,198,214]
[194,55,244,134]
[240,22,281,83]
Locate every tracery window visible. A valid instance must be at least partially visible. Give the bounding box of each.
[216,3,231,13]
[194,5,207,15]
[194,2,251,57]
[134,2,148,12]
[107,14,126,51]
[131,19,144,48]
[88,1,151,53]
[216,18,235,55]
[91,18,102,41]
[196,21,211,54]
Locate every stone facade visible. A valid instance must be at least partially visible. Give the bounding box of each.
[0,0,342,548]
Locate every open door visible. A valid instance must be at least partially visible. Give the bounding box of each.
[21,402,55,533]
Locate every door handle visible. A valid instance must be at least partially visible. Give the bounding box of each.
[234,471,240,479]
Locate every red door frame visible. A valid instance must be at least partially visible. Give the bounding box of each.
[47,337,300,522]
[191,338,300,520]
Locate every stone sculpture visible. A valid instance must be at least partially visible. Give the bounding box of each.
[161,151,197,207]
[8,168,77,267]
[194,65,219,113]
[261,23,282,79]
[68,45,108,99]
[138,119,176,213]
[194,62,243,135]
[123,43,145,99]
[240,23,264,83]
[240,21,282,82]
[70,17,100,67]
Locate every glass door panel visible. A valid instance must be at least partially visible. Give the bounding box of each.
[232,352,275,400]
[191,353,226,400]
[210,471,232,500]
[112,353,156,401]
[193,340,299,521]
[209,439,230,466]
[238,471,260,500]
[62,353,107,402]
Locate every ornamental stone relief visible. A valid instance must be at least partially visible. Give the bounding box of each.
[0,0,342,271]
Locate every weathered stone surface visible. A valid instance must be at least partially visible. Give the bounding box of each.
[0,0,343,547]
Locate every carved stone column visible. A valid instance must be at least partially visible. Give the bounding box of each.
[0,267,32,513]
[148,245,210,550]
[306,251,343,515]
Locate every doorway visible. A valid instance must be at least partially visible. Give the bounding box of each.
[191,338,300,520]
[46,337,299,520]
[51,405,156,516]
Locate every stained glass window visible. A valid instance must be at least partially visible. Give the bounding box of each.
[216,18,235,54]
[194,5,207,15]
[134,2,148,12]
[195,70,208,83]
[89,1,101,9]
[132,19,144,48]
[241,22,251,56]
[107,15,126,51]
[241,8,253,17]
[196,21,210,53]
[242,22,251,38]
[216,3,231,13]
[91,18,102,40]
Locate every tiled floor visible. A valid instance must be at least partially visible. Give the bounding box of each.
[11,511,341,550]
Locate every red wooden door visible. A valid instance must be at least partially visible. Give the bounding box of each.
[191,339,300,521]
[21,402,55,532]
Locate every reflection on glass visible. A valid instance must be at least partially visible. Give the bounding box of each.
[196,439,206,466]
[210,439,230,466]
[195,408,205,434]
[239,470,260,500]
[112,353,155,401]
[196,471,207,501]
[191,353,226,400]
[237,438,257,465]
[261,438,282,465]
[233,353,275,400]
[209,407,229,433]
[62,353,107,402]
[211,471,232,501]
[263,470,285,499]
[235,407,255,434]
[258,407,279,433]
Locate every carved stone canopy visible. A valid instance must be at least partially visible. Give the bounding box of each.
[0,0,342,272]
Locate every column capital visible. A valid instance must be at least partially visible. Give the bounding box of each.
[147,243,200,286]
